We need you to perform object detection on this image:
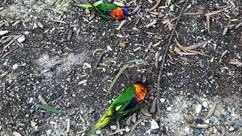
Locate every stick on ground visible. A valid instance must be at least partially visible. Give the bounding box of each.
[156,0,189,132]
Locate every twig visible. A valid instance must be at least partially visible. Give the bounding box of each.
[205,9,226,34]
[155,0,189,132]
[105,64,132,96]
[147,0,161,12]
[128,117,150,136]
[94,50,108,69]
[109,129,126,135]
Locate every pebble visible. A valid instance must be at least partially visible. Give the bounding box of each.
[195,104,202,114]
[37,22,44,28]
[167,106,172,111]
[160,98,166,103]
[83,63,92,69]
[0,30,9,36]
[125,126,130,132]
[17,35,25,43]
[184,126,190,133]
[110,125,116,130]
[195,118,204,124]
[202,101,208,108]
[78,80,87,85]
[13,131,21,136]
[204,119,210,124]
[31,121,37,127]
[228,126,234,132]
[209,116,217,124]
[96,130,101,134]
[150,119,159,130]
[12,64,19,70]
[107,45,112,51]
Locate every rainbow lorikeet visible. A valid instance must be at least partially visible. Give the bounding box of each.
[84,78,148,135]
[73,0,131,20]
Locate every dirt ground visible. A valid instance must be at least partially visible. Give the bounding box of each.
[0,0,241,136]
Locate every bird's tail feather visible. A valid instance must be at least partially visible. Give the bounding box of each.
[84,107,114,136]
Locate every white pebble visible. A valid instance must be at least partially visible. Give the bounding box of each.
[110,125,116,130]
[31,121,37,127]
[228,126,234,132]
[12,64,18,70]
[125,126,130,132]
[0,30,9,36]
[167,106,172,111]
[195,104,202,114]
[160,98,166,103]
[202,101,208,108]
[17,35,25,43]
[78,80,87,85]
[204,119,210,124]
[107,45,112,51]
[83,62,92,69]
[96,130,101,134]
[46,129,52,135]
[150,119,159,130]
[184,126,190,133]
[13,131,21,136]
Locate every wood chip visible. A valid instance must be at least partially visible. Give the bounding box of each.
[145,19,157,28]
[147,0,161,11]
[116,20,127,30]
[205,103,216,120]
[0,30,9,36]
[38,95,47,105]
[229,60,242,67]
[17,35,25,43]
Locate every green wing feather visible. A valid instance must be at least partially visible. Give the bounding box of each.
[73,0,118,10]
[72,1,118,20]
[84,85,136,135]
[95,1,119,11]
[111,85,135,112]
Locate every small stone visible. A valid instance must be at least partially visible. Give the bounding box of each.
[96,130,101,134]
[150,119,159,130]
[119,42,126,48]
[31,121,37,127]
[160,98,166,103]
[195,104,202,114]
[195,118,204,124]
[204,119,210,124]
[183,113,194,124]
[0,30,9,36]
[167,106,172,111]
[125,126,130,132]
[12,64,19,70]
[202,101,208,108]
[13,131,21,136]
[78,80,87,85]
[107,46,112,51]
[37,22,44,28]
[17,35,25,43]
[184,126,190,133]
[110,125,116,130]
[228,126,234,132]
[83,63,92,69]
[209,116,217,124]
[28,97,34,103]
[46,129,52,135]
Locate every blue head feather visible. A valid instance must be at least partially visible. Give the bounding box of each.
[122,7,131,16]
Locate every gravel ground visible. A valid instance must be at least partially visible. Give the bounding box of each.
[0,0,241,136]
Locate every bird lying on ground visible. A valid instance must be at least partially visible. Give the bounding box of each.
[84,77,148,135]
[72,0,131,20]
